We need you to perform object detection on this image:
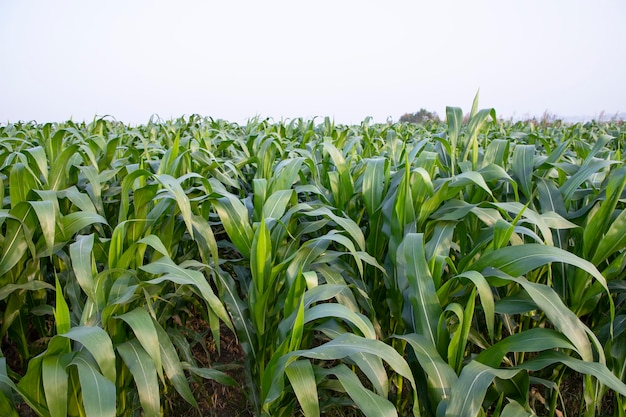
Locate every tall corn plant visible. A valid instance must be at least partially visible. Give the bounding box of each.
[0,119,234,416]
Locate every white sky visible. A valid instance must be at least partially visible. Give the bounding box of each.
[1,0,625,125]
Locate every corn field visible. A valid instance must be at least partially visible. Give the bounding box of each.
[0,101,625,417]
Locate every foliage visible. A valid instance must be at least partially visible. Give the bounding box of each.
[0,103,625,417]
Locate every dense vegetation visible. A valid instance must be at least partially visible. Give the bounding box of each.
[0,101,625,417]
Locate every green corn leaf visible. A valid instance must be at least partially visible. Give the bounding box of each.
[0,390,19,417]
[42,353,72,417]
[500,400,534,417]
[586,167,626,262]
[155,173,194,239]
[251,217,272,294]
[265,333,415,407]
[116,308,163,383]
[398,233,442,345]
[304,303,376,339]
[16,355,50,417]
[270,157,304,192]
[482,270,595,362]
[54,277,71,335]
[61,326,116,383]
[483,139,509,168]
[10,162,40,207]
[305,207,366,251]
[0,281,54,302]
[0,204,36,277]
[396,333,457,402]
[153,319,197,408]
[117,339,160,417]
[29,200,56,254]
[285,360,319,417]
[450,171,493,197]
[48,144,79,191]
[560,158,616,204]
[215,268,256,361]
[444,361,522,417]
[141,257,233,332]
[322,364,397,417]
[60,212,108,242]
[70,352,116,417]
[592,207,626,265]
[511,144,535,200]
[518,350,626,397]
[24,145,48,183]
[475,327,574,368]
[349,351,388,397]
[212,193,253,258]
[468,243,609,305]
[362,157,386,215]
[70,234,96,303]
[453,271,495,343]
[446,106,463,174]
[262,189,293,220]
[0,358,18,417]
[183,365,238,386]
[56,186,98,214]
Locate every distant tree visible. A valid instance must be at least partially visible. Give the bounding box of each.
[399,108,440,124]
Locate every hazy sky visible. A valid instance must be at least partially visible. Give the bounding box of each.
[1,0,624,125]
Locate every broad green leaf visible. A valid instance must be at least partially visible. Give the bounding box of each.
[54,277,71,335]
[262,189,293,220]
[212,193,253,258]
[48,144,79,191]
[511,144,535,199]
[10,162,39,207]
[271,157,304,192]
[70,234,96,302]
[116,308,163,383]
[117,339,160,417]
[446,106,463,173]
[70,352,115,417]
[285,360,319,417]
[141,257,232,331]
[469,243,609,304]
[519,350,626,397]
[29,200,55,254]
[155,173,194,239]
[592,207,626,265]
[153,319,197,408]
[453,271,495,342]
[482,271,594,362]
[251,217,272,295]
[42,353,71,417]
[475,328,574,368]
[396,333,457,401]
[0,204,36,277]
[500,400,534,417]
[183,365,238,386]
[322,364,397,417]
[0,281,54,302]
[398,233,442,345]
[444,361,522,417]
[61,326,116,382]
[362,157,386,214]
[265,333,415,406]
[560,158,615,204]
[60,212,108,241]
[305,207,366,251]
[304,303,376,339]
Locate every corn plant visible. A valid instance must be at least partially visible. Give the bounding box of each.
[1,107,625,417]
